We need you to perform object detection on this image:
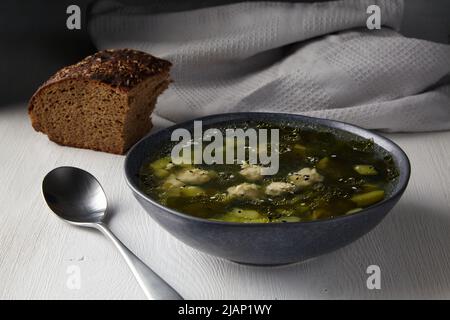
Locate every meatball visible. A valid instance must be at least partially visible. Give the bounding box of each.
[176,168,215,185]
[239,163,263,181]
[265,182,296,196]
[288,167,323,188]
[227,183,261,200]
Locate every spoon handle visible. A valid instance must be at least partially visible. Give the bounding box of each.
[96,223,183,300]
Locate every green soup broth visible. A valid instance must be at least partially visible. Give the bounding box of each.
[139,122,398,223]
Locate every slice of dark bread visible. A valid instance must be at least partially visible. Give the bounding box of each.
[28,49,171,154]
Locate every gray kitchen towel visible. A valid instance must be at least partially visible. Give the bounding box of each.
[89,0,450,131]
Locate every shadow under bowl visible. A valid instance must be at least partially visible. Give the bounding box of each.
[124,112,410,265]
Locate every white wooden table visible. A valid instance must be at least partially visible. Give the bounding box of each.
[1,103,450,300]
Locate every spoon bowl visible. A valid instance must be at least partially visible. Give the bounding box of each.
[42,167,107,225]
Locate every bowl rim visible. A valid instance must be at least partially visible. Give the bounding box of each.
[124,112,411,226]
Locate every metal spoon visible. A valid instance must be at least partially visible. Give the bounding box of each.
[42,166,183,300]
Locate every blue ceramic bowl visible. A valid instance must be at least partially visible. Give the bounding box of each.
[124,113,410,265]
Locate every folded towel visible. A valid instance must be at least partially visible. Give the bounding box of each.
[89,0,450,131]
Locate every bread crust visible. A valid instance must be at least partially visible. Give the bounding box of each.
[29,49,171,113]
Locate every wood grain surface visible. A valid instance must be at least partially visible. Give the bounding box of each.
[1,103,449,299]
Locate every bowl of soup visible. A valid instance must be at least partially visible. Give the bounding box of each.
[124,113,410,265]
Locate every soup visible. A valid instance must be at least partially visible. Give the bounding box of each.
[139,122,398,223]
